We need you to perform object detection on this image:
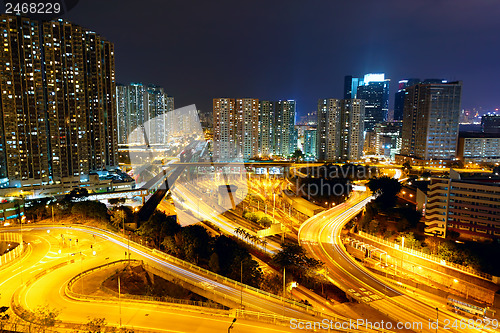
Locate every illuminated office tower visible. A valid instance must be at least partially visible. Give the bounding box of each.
[236,98,259,160]
[400,81,462,162]
[317,99,342,161]
[258,101,275,156]
[344,73,389,131]
[274,100,296,157]
[0,15,118,186]
[213,98,237,161]
[0,15,49,186]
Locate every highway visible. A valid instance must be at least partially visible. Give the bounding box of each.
[298,190,498,333]
[1,226,347,332]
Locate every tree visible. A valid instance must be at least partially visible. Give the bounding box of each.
[259,216,272,228]
[110,210,127,229]
[29,305,59,331]
[402,161,412,174]
[84,317,110,333]
[368,219,380,234]
[209,253,220,273]
[214,235,263,288]
[108,198,120,206]
[138,211,180,248]
[71,201,109,222]
[64,187,89,202]
[179,225,211,263]
[367,176,402,209]
[291,149,304,161]
[272,243,322,281]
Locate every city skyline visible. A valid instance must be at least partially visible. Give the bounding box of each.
[62,0,500,117]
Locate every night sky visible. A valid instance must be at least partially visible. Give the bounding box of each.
[64,0,500,117]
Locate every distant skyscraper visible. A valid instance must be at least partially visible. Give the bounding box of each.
[274,100,296,156]
[400,81,462,161]
[303,129,317,159]
[317,99,365,161]
[258,101,275,156]
[393,79,421,121]
[481,114,500,134]
[344,74,390,131]
[0,15,117,187]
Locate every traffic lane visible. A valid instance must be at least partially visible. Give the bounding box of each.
[33,226,317,321]
[21,236,304,333]
[24,269,298,333]
[322,242,400,298]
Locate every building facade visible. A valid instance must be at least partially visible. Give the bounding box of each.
[213,98,237,161]
[399,81,462,163]
[481,114,500,134]
[344,73,390,132]
[457,132,500,163]
[303,129,317,160]
[364,122,402,159]
[317,99,365,161]
[116,83,174,145]
[274,100,297,157]
[258,101,274,157]
[393,79,421,121]
[424,176,500,241]
[0,15,117,187]
[236,98,259,159]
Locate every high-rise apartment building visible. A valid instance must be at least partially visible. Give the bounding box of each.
[258,101,274,156]
[317,99,365,161]
[0,15,117,187]
[481,114,500,134]
[116,83,174,145]
[340,99,365,161]
[213,98,296,160]
[344,73,389,132]
[213,98,237,161]
[317,99,342,161]
[274,100,297,157]
[236,98,259,159]
[399,81,462,163]
[117,83,146,145]
[0,15,48,185]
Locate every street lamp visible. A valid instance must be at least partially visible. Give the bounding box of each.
[435,307,439,333]
[227,318,237,333]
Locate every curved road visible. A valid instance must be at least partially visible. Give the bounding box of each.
[298,190,497,333]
